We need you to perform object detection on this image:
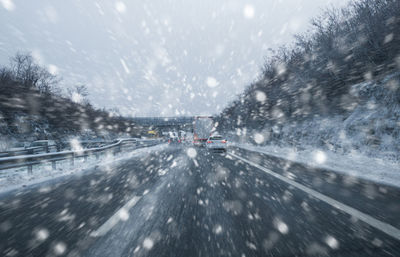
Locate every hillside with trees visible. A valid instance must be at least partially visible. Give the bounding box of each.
[217,0,400,159]
[0,53,139,149]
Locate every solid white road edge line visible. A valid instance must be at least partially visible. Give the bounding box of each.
[229,152,400,241]
[90,196,142,237]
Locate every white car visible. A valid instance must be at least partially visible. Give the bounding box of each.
[206,135,227,152]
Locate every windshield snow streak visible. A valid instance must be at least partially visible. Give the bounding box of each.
[1,0,400,256]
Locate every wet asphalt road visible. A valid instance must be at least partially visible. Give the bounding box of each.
[0,144,399,257]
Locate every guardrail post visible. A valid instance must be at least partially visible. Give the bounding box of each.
[28,165,33,175]
[52,161,56,170]
[95,153,99,160]
[84,154,88,162]
[70,153,74,166]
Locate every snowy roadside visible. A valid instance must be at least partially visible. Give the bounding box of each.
[231,142,400,188]
[0,143,168,194]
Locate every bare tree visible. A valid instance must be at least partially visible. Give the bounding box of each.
[218,0,400,133]
[67,84,89,104]
[10,52,60,94]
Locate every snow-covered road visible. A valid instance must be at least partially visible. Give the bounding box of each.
[0,145,399,257]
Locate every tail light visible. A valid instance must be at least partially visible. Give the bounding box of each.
[168,139,171,143]
[207,141,212,144]
[221,140,226,143]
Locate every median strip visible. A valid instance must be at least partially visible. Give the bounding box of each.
[229,152,400,241]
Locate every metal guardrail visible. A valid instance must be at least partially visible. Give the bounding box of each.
[0,138,161,174]
[0,146,48,158]
[0,140,117,158]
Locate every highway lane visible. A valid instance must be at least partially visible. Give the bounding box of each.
[0,145,177,257]
[229,146,400,228]
[0,145,399,256]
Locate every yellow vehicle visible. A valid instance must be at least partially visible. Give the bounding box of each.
[147,130,159,138]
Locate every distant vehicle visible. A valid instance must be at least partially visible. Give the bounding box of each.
[178,130,193,144]
[206,134,227,153]
[178,130,186,143]
[147,130,159,138]
[168,132,180,144]
[29,140,57,153]
[193,116,214,147]
[182,131,194,145]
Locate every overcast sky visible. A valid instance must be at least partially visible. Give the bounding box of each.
[0,0,350,117]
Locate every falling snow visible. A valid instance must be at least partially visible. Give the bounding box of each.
[115,1,126,13]
[206,77,219,88]
[143,238,154,250]
[0,0,15,11]
[243,5,255,19]
[0,0,399,256]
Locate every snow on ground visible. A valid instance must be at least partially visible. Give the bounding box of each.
[228,72,400,162]
[226,73,400,188]
[0,143,168,194]
[233,142,400,188]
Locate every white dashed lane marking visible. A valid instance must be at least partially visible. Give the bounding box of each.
[90,196,142,237]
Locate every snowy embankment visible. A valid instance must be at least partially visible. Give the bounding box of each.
[0,143,168,194]
[229,72,400,188]
[232,142,400,188]
[236,72,400,161]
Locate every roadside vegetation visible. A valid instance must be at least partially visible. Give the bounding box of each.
[217,0,400,159]
[0,53,139,149]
